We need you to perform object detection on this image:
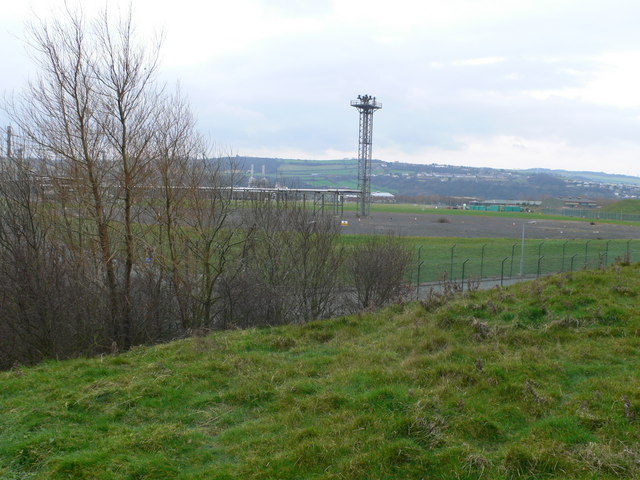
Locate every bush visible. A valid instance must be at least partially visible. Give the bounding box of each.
[347,234,413,310]
[216,202,344,328]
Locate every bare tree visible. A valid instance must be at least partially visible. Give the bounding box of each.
[0,5,421,369]
[4,6,203,351]
[93,9,163,345]
[7,10,122,340]
[147,90,202,329]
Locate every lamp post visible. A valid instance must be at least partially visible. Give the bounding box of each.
[519,221,537,276]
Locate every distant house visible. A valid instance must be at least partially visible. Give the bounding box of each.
[371,191,395,203]
[468,199,541,212]
[561,197,598,208]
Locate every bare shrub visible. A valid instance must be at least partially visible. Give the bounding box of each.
[420,271,464,313]
[0,163,111,368]
[614,253,631,266]
[217,201,344,327]
[471,319,491,341]
[466,276,481,292]
[347,234,413,310]
[216,269,291,329]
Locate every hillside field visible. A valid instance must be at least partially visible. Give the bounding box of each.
[2,264,640,479]
[601,199,640,214]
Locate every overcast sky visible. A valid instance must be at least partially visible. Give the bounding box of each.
[2,0,640,175]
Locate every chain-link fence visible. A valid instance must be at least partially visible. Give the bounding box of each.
[412,238,635,297]
[543,208,640,222]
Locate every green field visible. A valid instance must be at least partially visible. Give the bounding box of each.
[2,264,640,479]
[339,235,635,284]
[601,199,640,214]
[341,204,639,283]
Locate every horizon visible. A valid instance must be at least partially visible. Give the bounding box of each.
[2,1,640,176]
[234,154,640,179]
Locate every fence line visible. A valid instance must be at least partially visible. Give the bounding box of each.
[412,239,635,294]
[543,208,640,222]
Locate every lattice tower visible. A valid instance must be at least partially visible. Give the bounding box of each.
[350,94,381,217]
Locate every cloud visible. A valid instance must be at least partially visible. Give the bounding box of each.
[374,135,640,176]
[526,52,640,109]
[451,57,506,67]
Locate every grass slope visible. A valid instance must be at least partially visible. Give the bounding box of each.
[2,266,640,479]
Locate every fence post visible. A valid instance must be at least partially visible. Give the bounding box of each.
[461,259,469,292]
[450,243,456,281]
[538,241,545,258]
[537,255,544,278]
[604,241,610,267]
[570,253,578,272]
[627,239,631,263]
[584,240,591,269]
[480,244,487,280]
[509,243,516,277]
[501,256,509,287]
[416,260,424,301]
[561,241,567,272]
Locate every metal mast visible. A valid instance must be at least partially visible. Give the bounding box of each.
[351,94,381,217]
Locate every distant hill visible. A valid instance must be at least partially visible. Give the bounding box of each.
[235,156,640,201]
[526,168,640,187]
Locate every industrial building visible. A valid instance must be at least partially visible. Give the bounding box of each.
[468,199,542,212]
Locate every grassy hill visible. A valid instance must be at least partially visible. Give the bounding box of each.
[239,157,640,199]
[2,265,640,479]
[601,199,640,214]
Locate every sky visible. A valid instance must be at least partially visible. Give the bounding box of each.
[1,0,640,175]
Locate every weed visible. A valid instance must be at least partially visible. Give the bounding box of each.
[462,453,491,478]
[623,396,636,423]
[472,319,491,341]
[576,441,640,477]
[405,412,447,448]
[523,379,548,406]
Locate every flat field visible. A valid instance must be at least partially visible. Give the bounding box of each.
[339,209,640,239]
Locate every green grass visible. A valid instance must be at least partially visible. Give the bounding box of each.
[306,178,359,189]
[2,264,640,479]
